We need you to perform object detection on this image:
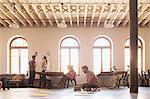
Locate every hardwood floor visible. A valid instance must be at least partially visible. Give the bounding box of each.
[0,87,150,99]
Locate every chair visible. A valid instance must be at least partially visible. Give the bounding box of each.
[64,76,76,88]
[64,71,77,88]
[139,72,149,87]
[118,72,129,88]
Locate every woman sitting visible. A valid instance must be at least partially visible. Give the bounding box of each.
[65,65,76,88]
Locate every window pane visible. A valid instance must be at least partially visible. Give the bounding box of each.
[11,49,19,74]
[94,38,110,47]
[125,39,129,46]
[93,37,111,74]
[10,38,28,74]
[102,49,111,71]
[124,38,143,72]
[93,49,101,75]
[11,38,28,47]
[16,38,23,46]
[61,49,69,74]
[23,40,28,46]
[138,40,142,47]
[125,39,141,47]
[60,37,79,74]
[61,38,78,47]
[20,49,28,74]
[124,48,130,70]
[70,49,79,74]
[138,48,142,73]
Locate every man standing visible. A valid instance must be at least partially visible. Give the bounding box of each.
[81,66,100,91]
[29,55,36,87]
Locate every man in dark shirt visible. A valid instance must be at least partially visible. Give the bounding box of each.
[29,55,36,87]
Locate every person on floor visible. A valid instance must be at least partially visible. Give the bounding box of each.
[81,66,100,92]
[65,65,76,88]
[29,55,36,87]
[39,56,48,88]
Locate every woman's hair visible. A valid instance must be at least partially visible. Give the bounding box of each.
[67,65,73,70]
[43,56,47,63]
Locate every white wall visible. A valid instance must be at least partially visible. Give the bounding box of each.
[0,27,149,83]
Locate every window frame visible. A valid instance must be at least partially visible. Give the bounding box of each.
[60,37,80,75]
[9,37,28,74]
[124,38,143,72]
[93,36,112,73]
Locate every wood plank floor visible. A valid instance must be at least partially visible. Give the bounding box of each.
[0,87,150,99]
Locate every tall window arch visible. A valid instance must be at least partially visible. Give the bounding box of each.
[10,37,28,74]
[60,37,79,74]
[124,38,143,73]
[93,36,112,74]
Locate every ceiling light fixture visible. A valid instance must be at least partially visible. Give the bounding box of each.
[57,20,67,28]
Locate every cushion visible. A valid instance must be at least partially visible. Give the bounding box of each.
[12,74,24,80]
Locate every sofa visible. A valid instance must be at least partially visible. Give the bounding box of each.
[0,74,26,88]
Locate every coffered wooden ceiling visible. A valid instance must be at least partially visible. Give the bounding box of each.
[0,0,150,28]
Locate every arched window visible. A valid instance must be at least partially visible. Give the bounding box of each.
[93,37,112,74]
[60,37,79,74]
[10,37,28,74]
[124,38,143,73]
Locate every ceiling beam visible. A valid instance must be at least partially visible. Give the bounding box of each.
[97,4,105,26]
[122,20,128,27]
[0,12,8,27]
[123,4,142,27]
[13,0,33,27]
[90,4,97,27]
[138,4,150,24]
[0,4,20,27]
[110,4,123,24]
[104,4,115,25]
[116,5,129,27]
[21,3,40,26]
[58,3,66,24]
[76,4,79,26]
[141,19,149,26]
[40,4,53,26]
[0,17,8,27]
[67,3,72,26]
[138,4,149,18]
[84,4,88,27]
[4,0,27,27]
[0,10,11,25]
[28,0,46,26]
[50,4,59,26]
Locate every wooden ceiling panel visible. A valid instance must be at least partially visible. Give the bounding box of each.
[0,0,149,28]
